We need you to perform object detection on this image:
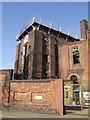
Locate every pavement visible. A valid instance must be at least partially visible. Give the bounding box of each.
[0,109,89,119]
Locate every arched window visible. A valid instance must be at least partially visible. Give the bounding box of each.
[72,46,80,64]
[70,75,78,84]
[70,75,78,82]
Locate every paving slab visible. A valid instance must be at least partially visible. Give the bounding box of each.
[0,109,89,119]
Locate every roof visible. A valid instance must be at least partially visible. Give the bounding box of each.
[16,21,80,42]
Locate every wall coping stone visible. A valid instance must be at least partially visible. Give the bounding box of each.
[10,79,54,82]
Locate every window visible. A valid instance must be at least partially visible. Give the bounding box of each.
[70,75,77,82]
[44,54,48,62]
[43,36,48,42]
[55,39,59,78]
[70,75,78,84]
[65,90,69,98]
[66,91,69,98]
[20,51,23,60]
[24,35,28,45]
[42,35,49,79]
[72,46,80,64]
[42,68,47,78]
[24,44,27,57]
[21,51,23,55]
[55,39,58,45]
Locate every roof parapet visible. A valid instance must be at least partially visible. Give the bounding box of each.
[16,18,80,42]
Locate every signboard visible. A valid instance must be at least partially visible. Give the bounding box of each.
[34,96,42,100]
[82,92,90,106]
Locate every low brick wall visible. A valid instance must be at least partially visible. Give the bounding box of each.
[10,79,64,115]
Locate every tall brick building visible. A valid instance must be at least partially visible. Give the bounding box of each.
[14,19,88,82]
[14,19,90,107]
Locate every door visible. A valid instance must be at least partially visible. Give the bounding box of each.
[73,92,80,105]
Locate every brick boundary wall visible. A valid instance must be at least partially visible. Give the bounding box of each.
[10,79,64,115]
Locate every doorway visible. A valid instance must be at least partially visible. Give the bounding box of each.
[63,80,81,115]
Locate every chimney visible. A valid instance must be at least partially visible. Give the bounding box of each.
[80,19,88,39]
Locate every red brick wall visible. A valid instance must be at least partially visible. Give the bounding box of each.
[33,30,43,79]
[0,69,13,106]
[59,40,88,88]
[28,31,35,79]
[10,79,64,115]
[14,30,35,79]
[87,30,90,90]
[48,35,55,78]
[80,20,88,40]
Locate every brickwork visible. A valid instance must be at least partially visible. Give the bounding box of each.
[14,19,89,84]
[14,30,35,79]
[33,30,43,79]
[48,35,55,78]
[9,79,64,115]
[87,29,90,90]
[80,19,88,40]
[14,21,80,80]
[59,40,88,90]
[0,69,13,106]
